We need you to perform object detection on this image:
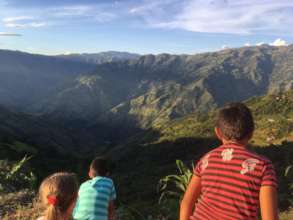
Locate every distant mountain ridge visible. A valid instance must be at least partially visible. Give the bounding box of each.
[0,46,293,133]
[57,51,140,65]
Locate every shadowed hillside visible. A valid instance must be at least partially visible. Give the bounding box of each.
[0,50,95,109]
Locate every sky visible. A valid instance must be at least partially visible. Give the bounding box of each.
[0,0,293,55]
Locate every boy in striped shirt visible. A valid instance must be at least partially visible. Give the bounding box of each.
[73,157,116,220]
[180,103,278,220]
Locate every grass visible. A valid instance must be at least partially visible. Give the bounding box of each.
[280,208,293,220]
[0,190,40,220]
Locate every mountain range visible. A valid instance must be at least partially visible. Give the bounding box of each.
[0,46,292,147]
[24,45,293,128]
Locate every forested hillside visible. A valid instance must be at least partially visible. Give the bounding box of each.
[33,45,293,129]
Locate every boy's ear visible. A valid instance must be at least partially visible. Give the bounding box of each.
[215,127,223,140]
[88,169,93,178]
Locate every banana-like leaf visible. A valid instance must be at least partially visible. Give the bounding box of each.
[285,165,292,177]
[158,160,193,205]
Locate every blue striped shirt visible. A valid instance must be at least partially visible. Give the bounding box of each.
[73,176,116,220]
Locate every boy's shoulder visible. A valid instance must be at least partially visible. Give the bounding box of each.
[98,176,115,185]
[81,176,114,187]
[203,144,273,164]
[79,179,92,189]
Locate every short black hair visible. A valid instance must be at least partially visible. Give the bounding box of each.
[90,157,109,177]
[216,102,254,141]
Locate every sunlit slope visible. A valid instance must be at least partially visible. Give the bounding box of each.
[155,90,293,146]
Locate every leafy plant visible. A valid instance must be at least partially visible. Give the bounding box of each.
[284,165,293,206]
[156,160,193,219]
[0,155,36,193]
[158,160,192,204]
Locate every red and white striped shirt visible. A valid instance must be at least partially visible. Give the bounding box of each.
[192,143,277,220]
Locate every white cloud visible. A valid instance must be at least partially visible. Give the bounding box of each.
[2,16,33,22]
[222,45,229,49]
[49,4,119,23]
[95,12,117,23]
[3,15,47,29]
[4,1,292,36]
[244,43,251,47]
[52,5,92,17]
[256,42,266,46]
[0,4,119,31]
[50,4,117,18]
[63,51,72,55]
[130,0,293,35]
[270,38,288,46]
[0,32,22,36]
[130,1,164,14]
[5,22,47,28]
[255,38,288,47]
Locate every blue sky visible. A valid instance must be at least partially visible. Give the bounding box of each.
[0,0,293,55]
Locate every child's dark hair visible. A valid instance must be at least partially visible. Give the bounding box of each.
[90,157,109,177]
[216,102,254,141]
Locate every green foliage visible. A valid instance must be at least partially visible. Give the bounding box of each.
[157,91,293,146]
[248,91,293,116]
[158,160,192,204]
[254,142,293,210]
[284,165,293,206]
[285,165,293,177]
[157,160,192,219]
[0,156,37,193]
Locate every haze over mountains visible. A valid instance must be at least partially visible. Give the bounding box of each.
[0,49,95,109]
[0,45,293,154]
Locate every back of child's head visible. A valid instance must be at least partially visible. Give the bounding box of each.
[216,102,254,141]
[90,157,109,177]
[39,172,78,220]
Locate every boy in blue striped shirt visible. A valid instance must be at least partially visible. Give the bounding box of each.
[73,157,116,220]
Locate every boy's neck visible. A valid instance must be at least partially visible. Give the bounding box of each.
[222,139,248,147]
[91,175,101,179]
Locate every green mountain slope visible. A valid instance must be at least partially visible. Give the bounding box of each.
[157,90,293,146]
[39,45,293,129]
